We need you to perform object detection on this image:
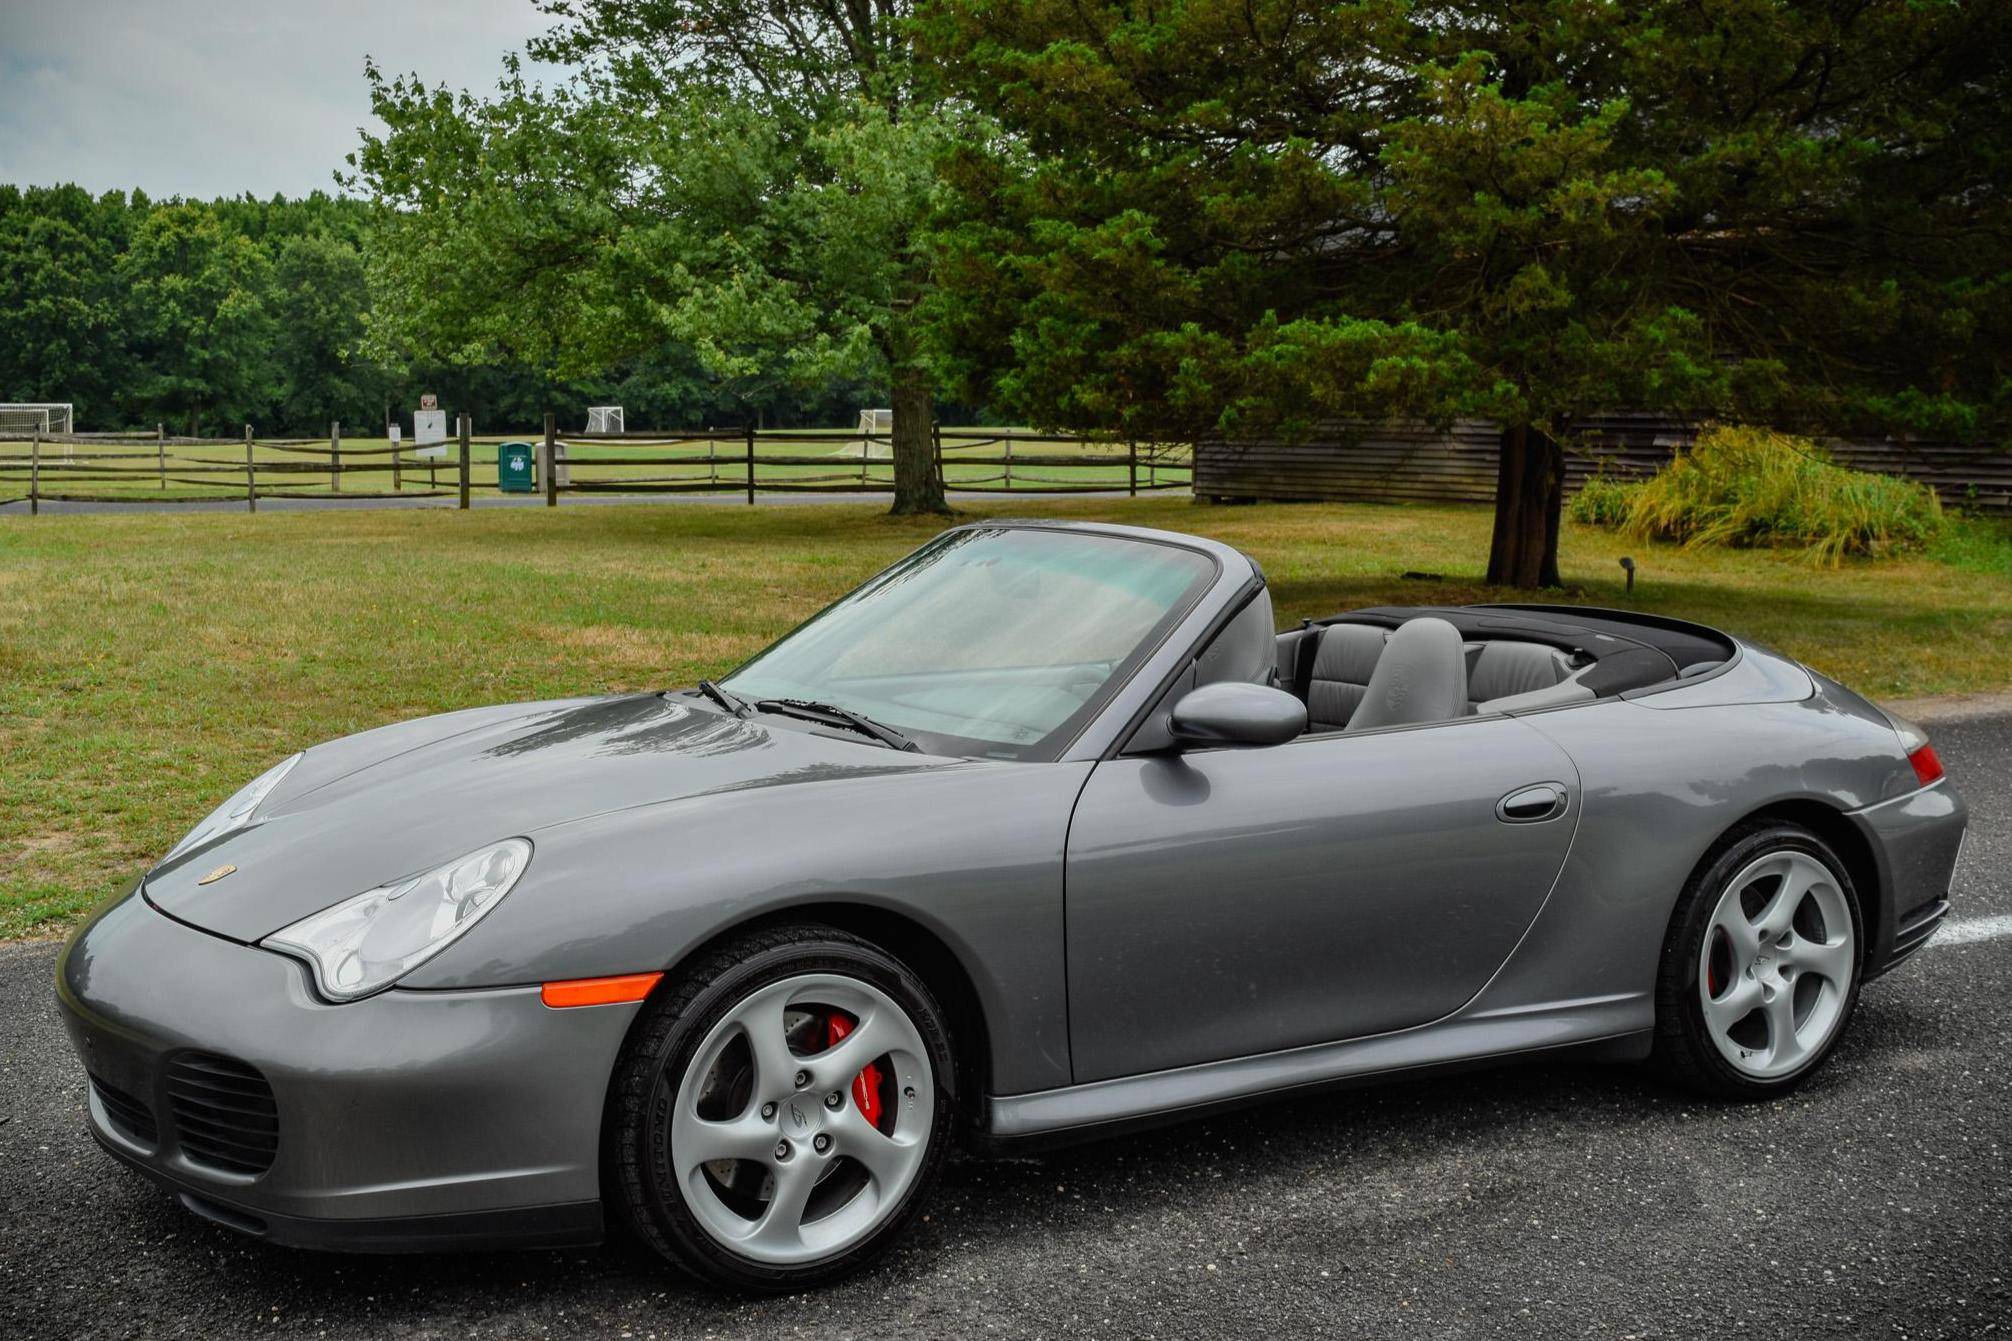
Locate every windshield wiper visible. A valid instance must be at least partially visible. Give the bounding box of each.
[693,679,751,717]
[753,698,920,752]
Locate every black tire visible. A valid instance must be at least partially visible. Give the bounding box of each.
[1652,821,1865,1099]
[605,924,956,1292]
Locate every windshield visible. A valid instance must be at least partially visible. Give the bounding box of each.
[722,527,1217,759]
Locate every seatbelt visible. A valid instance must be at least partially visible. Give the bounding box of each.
[1292,621,1323,703]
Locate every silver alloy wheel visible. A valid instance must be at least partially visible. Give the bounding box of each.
[1697,849,1855,1079]
[670,972,934,1266]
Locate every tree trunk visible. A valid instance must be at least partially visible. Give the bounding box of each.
[1486,422,1565,589]
[888,361,948,515]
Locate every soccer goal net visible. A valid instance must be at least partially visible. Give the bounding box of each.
[584,406,625,434]
[840,408,894,460]
[0,403,73,438]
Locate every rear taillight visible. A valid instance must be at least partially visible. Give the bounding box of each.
[1908,743,1944,787]
[1885,709,1944,788]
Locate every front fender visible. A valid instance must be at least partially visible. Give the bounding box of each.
[405,759,1093,1096]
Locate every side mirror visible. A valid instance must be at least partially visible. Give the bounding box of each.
[1167,681,1307,749]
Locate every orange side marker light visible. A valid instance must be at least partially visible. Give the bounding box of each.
[541,972,663,1008]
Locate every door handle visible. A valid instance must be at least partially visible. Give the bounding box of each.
[1497,783,1568,824]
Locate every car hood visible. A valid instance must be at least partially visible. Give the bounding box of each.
[145,693,949,942]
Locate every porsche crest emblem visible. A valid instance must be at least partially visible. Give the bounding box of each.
[197,863,238,886]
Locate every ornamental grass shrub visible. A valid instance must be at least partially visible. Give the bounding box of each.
[1566,473,1637,529]
[1568,425,1944,564]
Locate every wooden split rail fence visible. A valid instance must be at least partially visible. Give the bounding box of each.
[0,424,457,512]
[1194,415,2012,515]
[0,417,1193,512]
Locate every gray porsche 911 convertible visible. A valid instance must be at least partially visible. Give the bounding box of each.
[59,519,1966,1289]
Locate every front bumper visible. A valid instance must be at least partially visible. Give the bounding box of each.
[56,887,643,1250]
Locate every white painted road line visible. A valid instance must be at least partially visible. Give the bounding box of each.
[1934,913,2012,946]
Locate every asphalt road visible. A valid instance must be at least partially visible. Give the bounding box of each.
[3,715,2007,1340]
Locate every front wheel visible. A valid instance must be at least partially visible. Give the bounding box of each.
[1653,822,1864,1099]
[607,925,955,1291]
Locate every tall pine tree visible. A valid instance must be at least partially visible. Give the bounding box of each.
[925,0,2012,585]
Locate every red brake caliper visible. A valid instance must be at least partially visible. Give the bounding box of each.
[825,1012,885,1129]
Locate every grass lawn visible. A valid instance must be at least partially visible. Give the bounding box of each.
[1,496,2005,939]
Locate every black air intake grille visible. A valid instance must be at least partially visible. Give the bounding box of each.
[91,1076,159,1146]
[165,1053,278,1176]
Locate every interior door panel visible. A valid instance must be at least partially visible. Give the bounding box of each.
[1063,716,1580,1082]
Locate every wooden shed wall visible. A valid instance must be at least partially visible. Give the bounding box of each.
[1193,415,2012,515]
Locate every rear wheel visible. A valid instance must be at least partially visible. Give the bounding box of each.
[607,925,955,1291]
[1653,822,1864,1098]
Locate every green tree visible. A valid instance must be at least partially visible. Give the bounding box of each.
[354,0,962,513]
[268,230,394,432]
[117,204,276,436]
[0,184,812,436]
[925,0,2012,586]
[0,185,128,421]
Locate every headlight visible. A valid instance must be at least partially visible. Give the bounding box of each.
[162,752,303,864]
[262,838,532,1002]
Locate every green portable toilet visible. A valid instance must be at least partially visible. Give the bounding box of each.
[498,442,536,492]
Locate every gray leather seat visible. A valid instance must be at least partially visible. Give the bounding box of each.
[1466,641,1572,708]
[1298,624,1388,732]
[1278,622,1581,730]
[1346,617,1469,731]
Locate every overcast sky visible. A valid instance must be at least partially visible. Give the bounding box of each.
[0,1,569,199]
